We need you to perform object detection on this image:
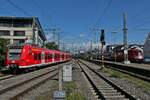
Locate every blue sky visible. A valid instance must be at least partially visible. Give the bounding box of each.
[1,0,150,50]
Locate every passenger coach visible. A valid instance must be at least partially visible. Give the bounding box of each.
[5,44,71,72]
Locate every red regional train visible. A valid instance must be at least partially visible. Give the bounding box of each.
[4,44,71,73]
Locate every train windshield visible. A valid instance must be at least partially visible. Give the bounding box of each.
[8,46,22,60]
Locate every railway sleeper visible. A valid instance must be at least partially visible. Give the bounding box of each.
[102,92,121,96]
[106,99,129,100]
[98,87,115,90]
[104,95,125,99]
[100,90,117,93]
[96,86,113,88]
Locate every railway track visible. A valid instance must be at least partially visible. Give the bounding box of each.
[0,66,59,100]
[89,59,150,82]
[0,75,15,81]
[75,59,138,100]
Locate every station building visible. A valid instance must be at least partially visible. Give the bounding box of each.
[0,16,46,46]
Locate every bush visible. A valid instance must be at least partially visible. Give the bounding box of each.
[0,38,8,68]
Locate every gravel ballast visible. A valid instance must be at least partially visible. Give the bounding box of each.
[82,60,150,100]
[17,61,95,100]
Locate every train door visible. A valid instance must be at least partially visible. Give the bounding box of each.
[60,53,62,61]
[52,53,54,62]
[42,51,45,64]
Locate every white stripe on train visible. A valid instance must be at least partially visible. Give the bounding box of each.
[18,59,69,69]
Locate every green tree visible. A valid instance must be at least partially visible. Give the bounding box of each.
[45,42,58,50]
[0,38,9,68]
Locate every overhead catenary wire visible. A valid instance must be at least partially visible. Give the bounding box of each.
[88,0,113,49]
[125,3,150,30]
[93,0,112,28]
[31,0,51,20]
[6,0,30,16]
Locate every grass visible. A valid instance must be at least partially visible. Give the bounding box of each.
[63,82,76,95]
[63,82,86,100]
[35,81,86,100]
[35,80,58,100]
[102,67,122,78]
[66,92,86,100]
[102,67,150,93]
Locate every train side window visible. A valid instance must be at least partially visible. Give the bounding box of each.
[45,54,47,60]
[60,54,62,58]
[47,54,51,60]
[50,54,52,59]
[47,54,49,59]
[55,54,57,59]
[34,53,38,60]
[54,53,57,59]
[38,53,41,60]
[57,54,59,58]
[48,54,50,59]
[47,54,48,60]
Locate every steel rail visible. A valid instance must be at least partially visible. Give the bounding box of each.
[76,59,138,100]
[0,75,15,81]
[0,68,58,100]
[89,59,150,82]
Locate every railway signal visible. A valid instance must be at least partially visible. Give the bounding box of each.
[100,29,105,69]
[100,29,105,45]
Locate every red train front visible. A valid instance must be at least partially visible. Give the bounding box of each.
[128,47,143,62]
[5,44,72,72]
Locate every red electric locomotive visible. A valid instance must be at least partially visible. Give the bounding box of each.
[111,45,143,62]
[4,44,71,73]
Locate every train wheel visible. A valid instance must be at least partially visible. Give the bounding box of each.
[11,68,20,74]
[23,69,29,73]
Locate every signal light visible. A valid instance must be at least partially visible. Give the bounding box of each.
[100,29,105,45]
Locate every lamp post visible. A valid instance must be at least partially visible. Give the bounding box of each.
[122,13,130,64]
